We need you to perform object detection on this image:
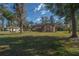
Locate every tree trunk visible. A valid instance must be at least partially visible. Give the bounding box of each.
[70,9,78,38]
[11,19,14,32]
[20,4,24,33]
[15,3,24,33]
[2,19,4,31]
[20,19,23,33]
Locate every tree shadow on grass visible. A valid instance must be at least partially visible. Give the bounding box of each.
[0,36,71,56]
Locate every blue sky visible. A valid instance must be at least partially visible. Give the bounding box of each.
[2,3,64,25]
[4,3,53,23]
[26,3,64,24]
[26,3,52,23]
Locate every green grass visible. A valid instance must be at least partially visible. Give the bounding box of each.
[0,31,70,37]
[22,31,70,36]
[0,31,78,56]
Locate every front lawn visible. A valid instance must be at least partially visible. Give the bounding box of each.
[0,31,78,56]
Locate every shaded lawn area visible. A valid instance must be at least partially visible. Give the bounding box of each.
[0,31,78,56]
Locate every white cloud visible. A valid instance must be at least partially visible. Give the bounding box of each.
[41,10,50,15]
[27,17,30,20]
[36,18,41,21]
[34,17,41,23]
[34,4,45,12]
[33,4,50,15]
[37,4,45,11]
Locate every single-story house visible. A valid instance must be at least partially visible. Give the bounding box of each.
[6,26,20,32]
[32,24,57,32]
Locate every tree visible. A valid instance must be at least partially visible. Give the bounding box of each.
[0,5,15,32]
[15,3,25,33]
[41,16,50,24]
[50,15,55,24]
[0,4,27,32]
[1,16,5,31]
[0,4,5,31]
[45,3,79,38]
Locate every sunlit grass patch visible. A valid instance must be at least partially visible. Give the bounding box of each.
[21,31,70,37]
[0,45,10,52]
[0,31,70,38]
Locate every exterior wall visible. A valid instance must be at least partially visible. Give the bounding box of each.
[32,24,57,32]
[43,25,56,32]
[52,26,56,32]
[6,27,20,32]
